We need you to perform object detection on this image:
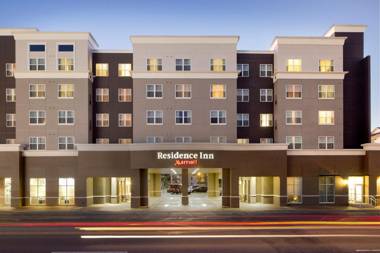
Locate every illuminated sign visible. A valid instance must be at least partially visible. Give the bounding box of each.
[156,152,214,167]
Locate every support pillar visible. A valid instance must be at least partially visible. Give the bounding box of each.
[279,175,288,206]
[0,178,4,206]
[140,169,149,207]
[181,168,189,205]
[222,168,231,208]
[230,173,240,208]
[368,175,377,205]
[131,169,149,208]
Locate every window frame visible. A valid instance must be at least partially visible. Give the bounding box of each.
[286,136,303,149]
[210,84,227,99]
[28,136,46,150]
[5,88,16,102]
[175,110,192,125]
[318,111,335,125]
[318,136,335,149]
[118,63,132,77]
[5,63,15,77]
[260,89,273,102]
[210,58,226,72]
[175,84,192,99]
[95,63,109,77]
[237,88,249,102]
[58,110,75,125]
[175,59,191,71]
[5,113,16,128]
[146,58,162,72]
[118,113,132,127]
[96,113,110,127]
[259,64,273,77]
[118,88,132,102]
[260,113,273,127]
[146,110,163,125]
[318,84,335,100]
[29,110,46,125]
[287,177,303,204]
[58,84,74,99]
[237,113,249,127]
[58,136,75,150]
[146,84,163,99]
[237,64,249,77]
[96,88,110,102]
[319,176,335,204]
[285,84,302,99]
[210,110,227,125]
[29,84,46,99]
[285,110,303,125]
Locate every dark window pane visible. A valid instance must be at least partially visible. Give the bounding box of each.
[30,45,45,52]
[58,45,74,52]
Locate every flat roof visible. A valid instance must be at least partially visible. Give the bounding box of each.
[130,35,239,44]
[324,24,367,37]
[270,36,347,50]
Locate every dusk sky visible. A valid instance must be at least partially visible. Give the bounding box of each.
[1,0,379,128]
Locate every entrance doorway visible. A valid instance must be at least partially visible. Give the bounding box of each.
[348,176,364,204]
[87,177,131,207]
[239,177,281,207]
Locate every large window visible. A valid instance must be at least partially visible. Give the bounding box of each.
[286,84,302,99]
[318,136,335,149]
[260,114,273,127]
[176,59,191,71]
[5,63,15,77]
[118,88,132,102]
[318,111,335,125]
[210,58,225,72]
[6,114,16,128]
[237,89,249,102]
[59,178,75,205]
[96,138,109,144]
[260,89,273,102]
[118,63,132,77]
[287,59,302,72]
[96,88,109,102]
[58,110,75,125]
[146,110,163,125]
[237,113,249,127]
[146,136,163,143]
[210,84,226,99]
[147,58,162,72]
[175,136,192,143]
[58,57,74,71]
[30,178,46,205]
[210,110,227,125]
[6,88,16,102]
[175,110,192,125]
[259,64,273,77]
[286,136,302,149]
[96,113,109,127]
[287,177,302,204]
[286,110,302,125]
[95,63,109,76]
[118,113,132,127]
[319,176,335,203]
[210,136,227,144]
[58,84,74,99]
[58,136,75,150]
[29,84,46,99]
[146,84,163,98]
[237,64,249,77]
[29,110,46,125]
[175,84,191,99]
[29,58,45,71]
[319,60,334,72]
[29,136,46,150]
[318,85,335,99]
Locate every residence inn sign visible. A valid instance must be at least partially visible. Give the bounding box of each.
[156,152,215,167]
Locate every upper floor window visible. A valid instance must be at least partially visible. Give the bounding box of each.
[118,88,132,102]
[29,84,46,99]
[318,111,335,125]
[237,64,249,77]
[146,84,163,98]
[118,138,132,144]
[237,113,249,127]
[318,84,335,99]
[29,44,45,52]
[260,138,274,144]
[96,138,109,144]
[58,58,74,71]
[5,88,16,102]
[5,63,15,77]
[286,136,302,149]
[210,84,226,99]
[58,136,75,150]
[118,63,132,77]
[146,136,164,144]
[319,60,334,72]
[58,84,74,99]
[29,136,46,150]
[96,113,109,127]
[237,138,249,144]
[175,84,191,99]
[6,114,16,128]
[210,136,227,144]
[58,44,74,52]
[287,59,302,72]
[260,113,273,127]
[147,58,162,72]
[286,110,302,125]
[175,136,192,143]
[96,88,109,102]
[58,110,75,125]
[210,110,227,125]
[176,59,191,71]
[260,64,273,77]
[318,136,334,149]
[95,63,109,77]
[118,113,132,127]
[29,110,46,125]
[260,89,273,102]
[175,110,192,125]
[286,84,302,99]
[6,139,16,144]
[146,110,163,125]
[210,58,225,72]
[29,58,45,71]
[237,89,249,102]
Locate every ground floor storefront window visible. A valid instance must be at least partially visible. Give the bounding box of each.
[0,177,11,206]
[30,178,46,205]
[319,176,335,203]
[287,177,302,204]
[59,178,75,205]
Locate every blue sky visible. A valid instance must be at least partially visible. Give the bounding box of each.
[1,0,379,128]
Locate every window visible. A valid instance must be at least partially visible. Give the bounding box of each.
[319,60,334,72]
[29,58,45,71]
[237,89,249,102]
[29,110,46,125]
[210,58,225,72]
[118,88,132,102]
[58,110,75,125]
[29,44,45,52]
[286,85,302,99]
[287,59,302,72]
[210,136,227,144]
[29,84,46,99]
[260,138,273,144]
[146,136,163,143]
[319,176,335,203]
[260,89,273,102]
[96,138,109,144]
[146,84,163,98]
[6,88,16,102]
[58,57,74,71]
[176,59,191,71]
[237,64,249,77]
[318,136,335,149]
[96,88,109,102]
[118,138,132,144]
[6,139,16,144]
[175,110,192,125]
[59,178,75,205]
[237,113,249,127]
[118,63,132,77]
[237,138,249,144]
[318,111,335,125]
[5,63,15,77]
[260,114,273,127]
[210,110,227,125]
[286,110,302,125]
[58,84,74,99]
[6,114,16,128]
[287,177,302,204]
[29,178,46,205]
[259,64,273,77]
[58,44,74,52]
[95,63,109,76]
[318,85,335,99]
[175,136,192,143]
[29,136,46,150]
[58,136,75,150]
[175,84,191,99]
[96,113,109,127]
[286,136,302,149]
[118,113,132,127]
[146,110,163,125]
[210,84,226,99]
[147,58,162,72]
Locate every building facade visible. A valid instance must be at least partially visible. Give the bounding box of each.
[0,25,377,209]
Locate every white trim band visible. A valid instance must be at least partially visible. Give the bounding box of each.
[274,72,347,81]
[14,72,91,79]
[287,149,366,156]
[132,72,238,79]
